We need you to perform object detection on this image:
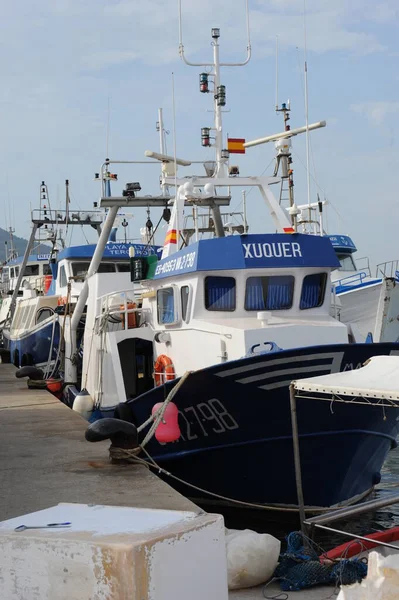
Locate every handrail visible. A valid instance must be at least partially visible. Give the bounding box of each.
[334,270,369,288]
[376,259,399,279]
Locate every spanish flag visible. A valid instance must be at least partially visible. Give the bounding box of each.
[165,229,177,245]
[227,138,246,154]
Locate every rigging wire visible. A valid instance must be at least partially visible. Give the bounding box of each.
[230,157,275,214]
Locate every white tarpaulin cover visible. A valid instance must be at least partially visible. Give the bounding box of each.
[293,355,399,400]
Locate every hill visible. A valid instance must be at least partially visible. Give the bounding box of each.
[0,228,51,263]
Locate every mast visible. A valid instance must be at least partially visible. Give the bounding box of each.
[177,0,251,237]
[303,0,313,232]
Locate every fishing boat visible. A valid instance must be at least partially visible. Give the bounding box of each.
[3,173,161,373]
[245,96,399,346]
[67,10,399,511]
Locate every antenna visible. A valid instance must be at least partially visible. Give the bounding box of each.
[106,97,110,157]
[171,72,179,245]
[178,0,251,67]
[275,36,279,112]
[244,121,325,148]
[303,0,312,221]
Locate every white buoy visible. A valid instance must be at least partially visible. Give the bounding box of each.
[72,389,94,420]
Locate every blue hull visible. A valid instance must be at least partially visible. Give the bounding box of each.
[7,320,61,368]
[124,343,399,508]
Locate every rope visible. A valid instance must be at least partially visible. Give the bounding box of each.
[109,445,306,513]
[139,370,193,447]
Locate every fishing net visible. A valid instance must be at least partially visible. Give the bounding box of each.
[274,531,368,591]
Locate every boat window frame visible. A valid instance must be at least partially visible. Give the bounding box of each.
[244,274,295,312]
[58,265,67,287]
[204,275,236,312]
[299,272,328,310]
[157,286,179,326]
[181,285,191,323]
[23,264,40,277]
[337,253,356,272]
[36,307,55,325]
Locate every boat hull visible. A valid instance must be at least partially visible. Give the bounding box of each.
[124,343,399,509]
[4,320,61,368]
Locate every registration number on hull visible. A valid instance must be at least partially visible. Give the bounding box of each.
[177,399,239,442]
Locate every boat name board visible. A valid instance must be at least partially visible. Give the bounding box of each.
[243,242,302,260]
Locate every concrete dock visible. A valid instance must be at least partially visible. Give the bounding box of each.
[0,363,338,600]
[0,363,197,520]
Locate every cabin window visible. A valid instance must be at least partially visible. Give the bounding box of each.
[205,276,236,311]
[98,263,116,273]
[72,262,117,281]
[15,267,19,277]
[337,254,356,271]
[10,268,14,278]
[245,275,294,311]
[157,288,176,324]
[300,273,327,309]
[59,266,67,287]
[23,265,39,276]
[36,307,54,324]
[181,286,190,322]
[72,262,90,280]
[43,264,52,275]
[117,263,130,272]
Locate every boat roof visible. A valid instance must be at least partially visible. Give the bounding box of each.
[293,355,399,400]
[6,253,51,266]
[153,233,340,280]
[326,234,357,254]
[57,242,161,261]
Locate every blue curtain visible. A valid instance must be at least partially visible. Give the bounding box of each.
[245,276,293,310]
[206,277,236,311]
[300,274,325,309]
[266,276,293,310]
[245,277,266,310]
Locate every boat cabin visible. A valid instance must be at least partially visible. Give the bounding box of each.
[1,254,52,295]
[327,235,358,274]
[49,242,160,300]
[83,233,350,408]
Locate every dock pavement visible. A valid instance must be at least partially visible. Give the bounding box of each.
[0,363,197,520]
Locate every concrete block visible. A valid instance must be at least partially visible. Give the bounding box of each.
[0,502,228,600]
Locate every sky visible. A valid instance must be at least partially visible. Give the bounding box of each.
[0,0,398,268]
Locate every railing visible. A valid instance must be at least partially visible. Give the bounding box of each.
[334,270,370,290]
[376,259,399,279]
[354,256,371,277]
[0,275,48,296]
[96,289,149,332]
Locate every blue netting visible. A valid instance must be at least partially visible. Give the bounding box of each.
[274,531,368,592]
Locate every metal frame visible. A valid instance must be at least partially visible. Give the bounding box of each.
[289,383,399,541]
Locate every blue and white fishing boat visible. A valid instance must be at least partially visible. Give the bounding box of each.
[69,14,399,511]
[244,101,399,346]
[3,189,160,372]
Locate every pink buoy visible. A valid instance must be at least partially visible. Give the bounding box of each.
[152,402,181,443]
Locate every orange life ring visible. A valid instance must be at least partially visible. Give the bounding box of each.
[154,354,176,386]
